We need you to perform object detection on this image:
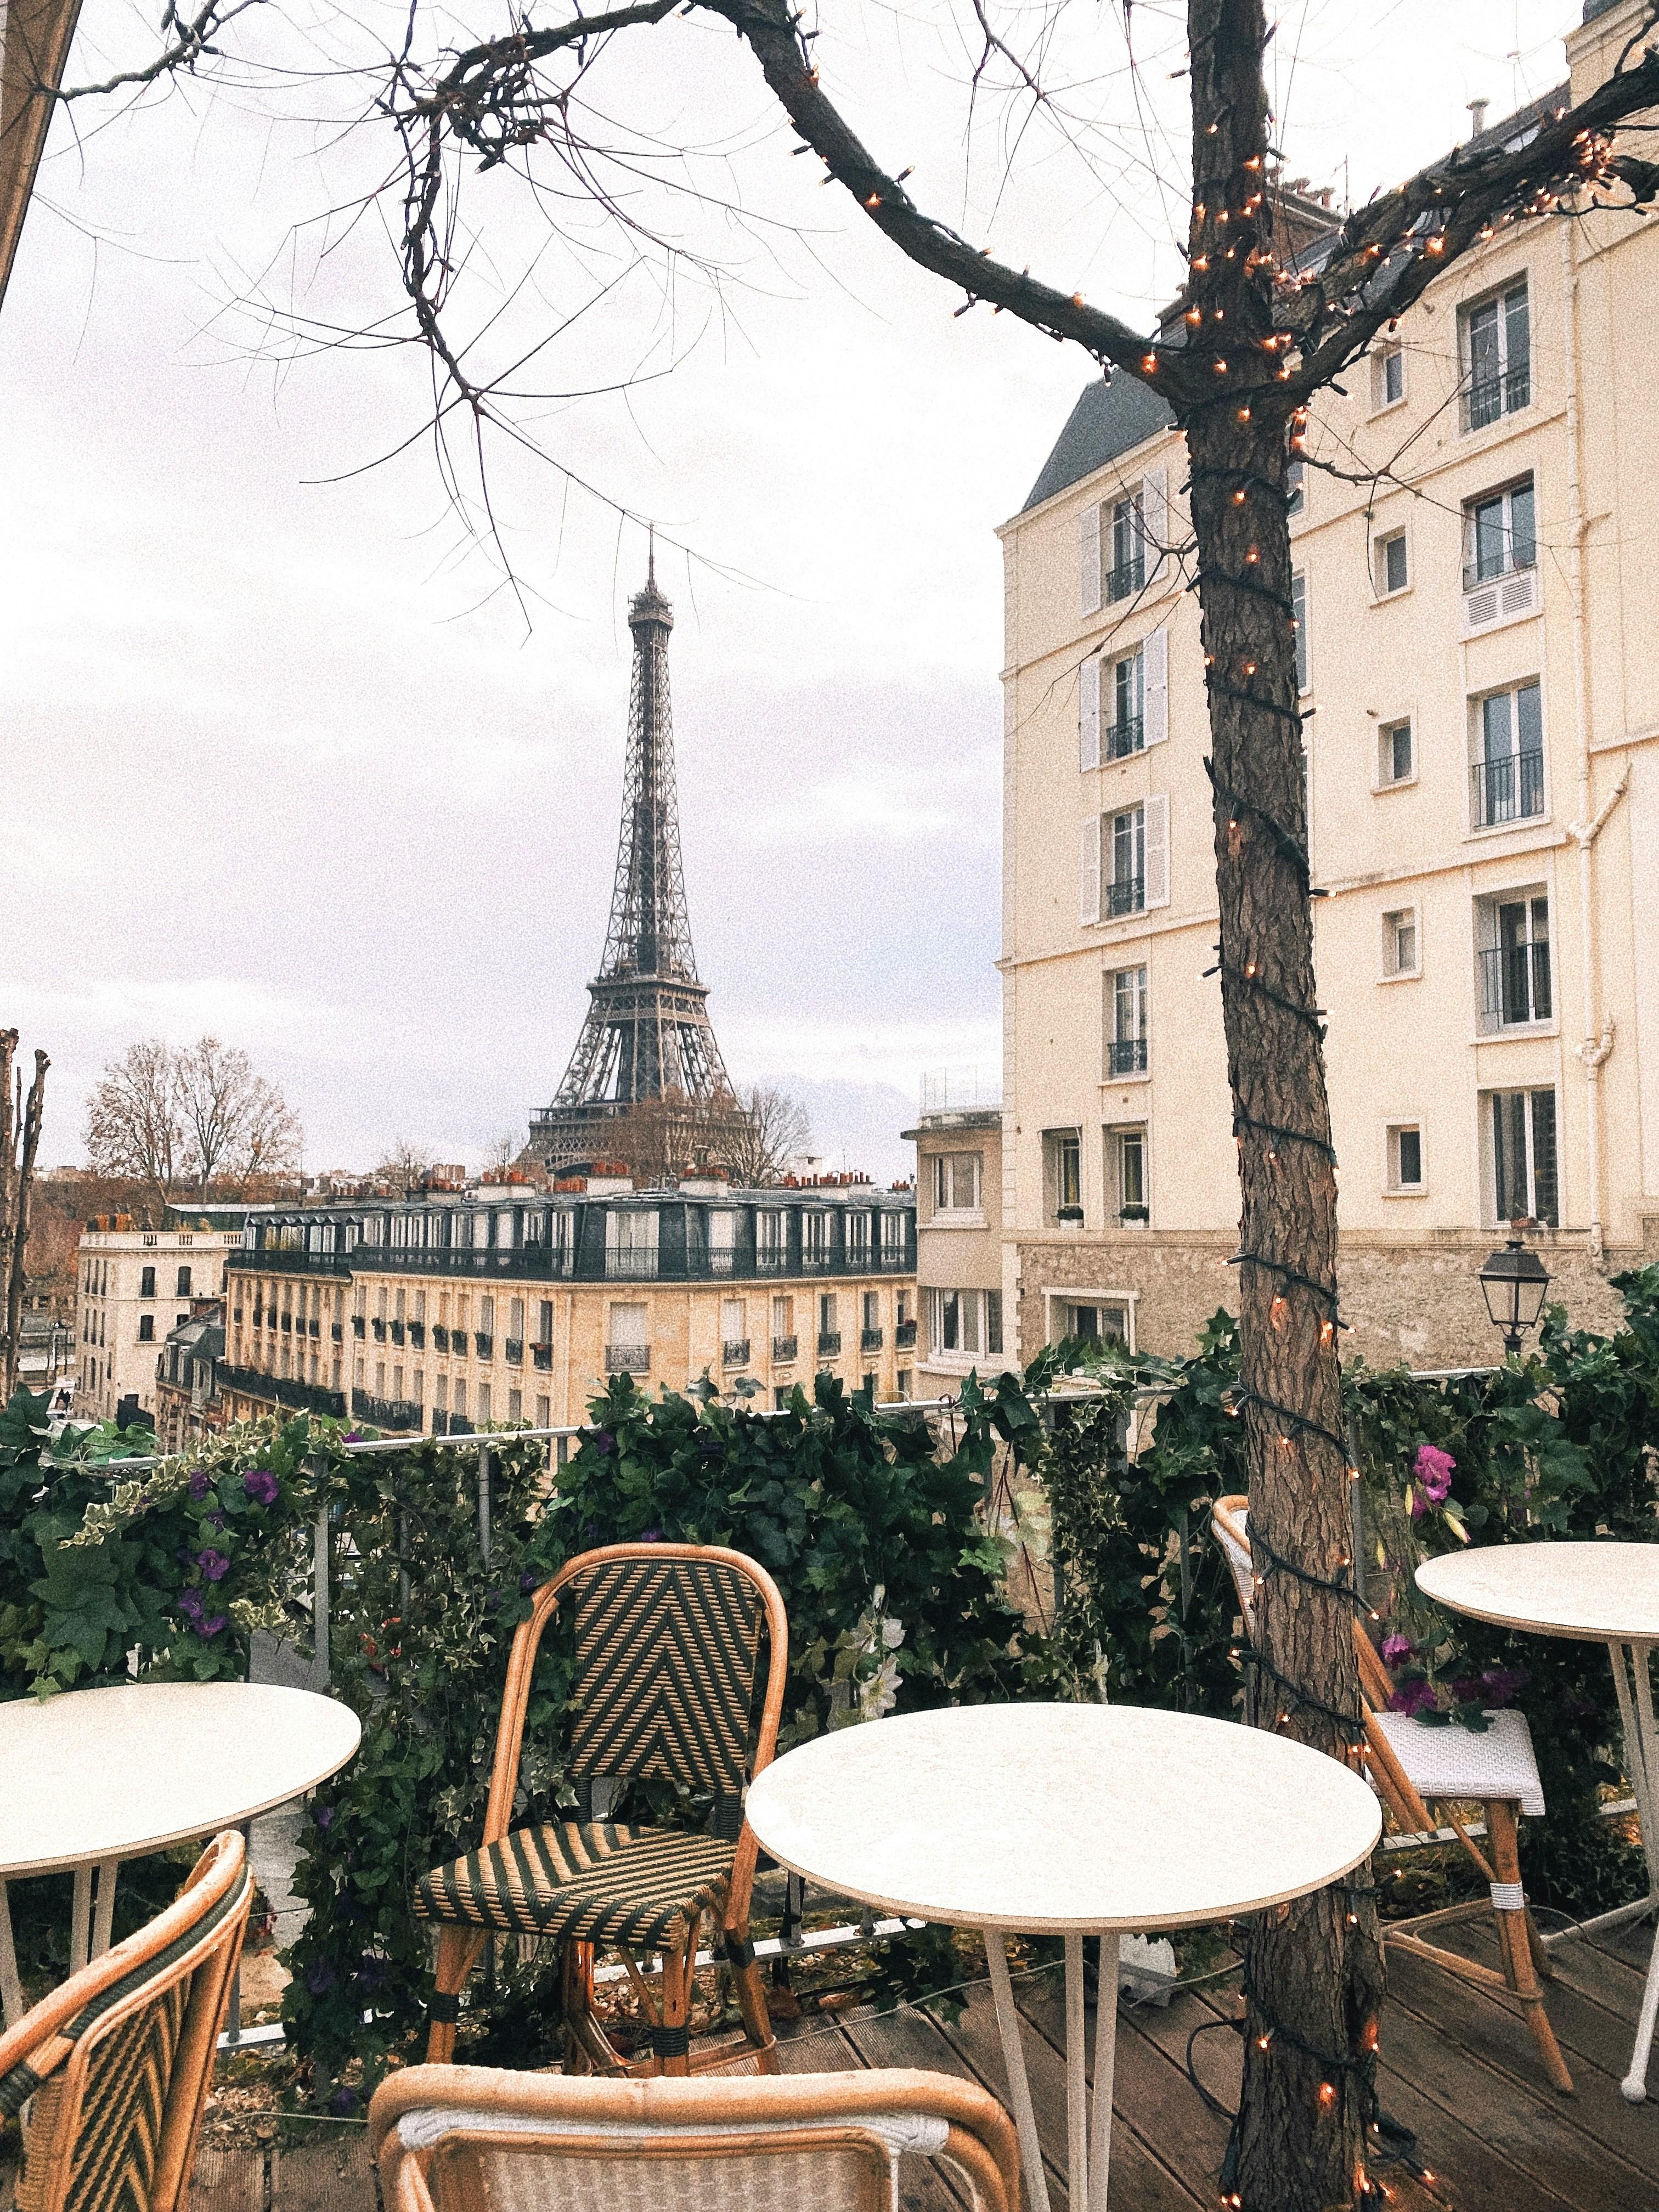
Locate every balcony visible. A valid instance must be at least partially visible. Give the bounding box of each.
[605,1344,651,1374]
[390,1320,404,1346]
[799,1253,835,1276]
[1471,748,1544,829]
[371,1319,386,1343]
[895,1319,917,1348]
[707,1248,738,1275]
[817,1330,842,1356]
[1478,943,1552,1028]
[861,1327,883,1352]
[756,1249,789,1274]
[474,1333,493,1359]
[1103,715,1143,761]
[352,1316,365,1338]
[350,1387,422,1431]
[532,1343,553,1370]
[1108,1037,1148,1076]
[308,1317,320,1338]
[1105,552,1145,603]
[605,1248,660,1280]
[1463,361,1530,432]
[504,1338,524,1365]
[772,1333,798,1362]
[432,1324,449,1352]
[219,1362,346,1419]
[331,1321,342,1343]
[722,1338,751,1367]
[408,1322,425,1348]
[1105,875,1145,918]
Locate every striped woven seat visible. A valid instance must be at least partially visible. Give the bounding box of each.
[415,1823,735,1951]
[418,1543,789,2080]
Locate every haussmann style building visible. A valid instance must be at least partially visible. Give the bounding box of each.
[996,5,1659,1370]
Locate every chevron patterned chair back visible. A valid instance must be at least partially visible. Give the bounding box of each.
[415,1542,789,2080]
[0,1831,253,2212]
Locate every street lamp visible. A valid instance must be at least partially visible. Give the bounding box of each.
[1478,1235,1552,1357]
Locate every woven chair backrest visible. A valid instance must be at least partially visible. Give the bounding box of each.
[411,2127,893,2212]
[1,1836,253,2212]
[569,1555,766,1799]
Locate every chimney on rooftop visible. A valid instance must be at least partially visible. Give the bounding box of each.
[1468,98,1489,139]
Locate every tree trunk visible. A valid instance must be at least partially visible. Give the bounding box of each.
[1185,5,1385,2205]
[0,1030,15,1399]
[3,1051,47,1404]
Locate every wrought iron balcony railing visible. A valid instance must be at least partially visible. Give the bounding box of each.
[330,1322,342,1343]
[1103,715,1144,761]
[605,1249,660,1280]
[1463,361,1530,432]
[1477,943,1552,1028]
[432,1324,449,1352]
[390,1320,404,1346]
[817,1330,842,1356]
[722,1338,751,1366]
[371,1319,386,1342]
[861,1327,883,1351]
[895,1319,917,1348]
[772,1333,798,1362]
[504,1338,524,1365]
[352,1315,365,1337]
[1106,553,1146,603]
[1470,748,1544,828]
[1105,874,1146,917]
[473,1332,493,1359]
[408,1322,425,1348]
[1107,1037,1148,1075]
[605,1343,651,1373]
[532,1343,553,1369]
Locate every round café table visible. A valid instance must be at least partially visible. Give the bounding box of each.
[0,1682,362,2030]
[1417,1541,1659,2104]
[745,1702,1381,2212]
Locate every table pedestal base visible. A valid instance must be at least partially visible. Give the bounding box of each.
[986,1931,1120,2212]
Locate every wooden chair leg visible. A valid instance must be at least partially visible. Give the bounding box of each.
[426,1926,486,2062]
[725,1929,780,2073]
[1487,1801,1573,2096]
[655,1918,695,2078]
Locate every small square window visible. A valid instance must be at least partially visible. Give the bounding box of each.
[1376,532,1408,596]
[1387,1125,1424,1191]
[1382,907,1419,979]
[1379,718,1413,786]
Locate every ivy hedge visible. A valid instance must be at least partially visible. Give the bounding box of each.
[2,1273,1656,2102]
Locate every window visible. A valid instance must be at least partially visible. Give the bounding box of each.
[1110,1127,1148,1222]
[176,1265,192,1297]
[1374,341,1406,410]
[1487,1088,1558,1226]
[1291,573,1309,692]
[1375,531,1409,596]
[1387,1125,1424,1192]
[535,1395,551,1426]
[138,1314,154,1343]
[804,1211,831,1264]
[896,1369,912,1401]
[709,1209,739,1270]
[758,1210,787,1268]
[1379,718,1413,787]
[1047,1130,1083,1223]
[722,1297,747,1360]
[924,1288,1003,1362]
[392,1364,404,1402]
[819,1293,839,1351]
[1108,492,1146,601]
[932,1153,983,1214]
[1471,680,1544,827]
[1382,907,1419,979]
[435,1375,448,1413]
[1059,1301,1130,1347]
[1079,470,1167,615]
[605,1209,659,1278]
[477,1384,492,1422]
[1463,279,1530,430]
[1106,966,1149,1076]
[862,1290,880,1331]
[139,1266,155,1300]
[454,1379,468,1419]
[1108,805,1145,914]
[1477,891,1551,1029]
[771,1295,795,1360]
[1285,456,1305,517]
[1463,478,1538,632]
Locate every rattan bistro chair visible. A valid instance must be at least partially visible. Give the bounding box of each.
[0,1830,254,2212]
[415,1543,788,2078]
[1211,1496,1571,2094]
[371,2062,1022,2212]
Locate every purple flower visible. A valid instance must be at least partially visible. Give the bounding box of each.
[177,1588,226,1637]
[196,1548,230,1582]
[641,1527,662,1543]
[329,2085,358,2116]
[1413,1443,1455,1503]
[353,1953,389,1990]
[1380,1634,1415,1668]
[592,1431,615,1457]
[1389,1678,1438,1719]
[244,1468,280,1506]
[519,1571,539,1592]
[306,1959,337,1996]
[344,1430,363,1444]
[1481,1664,1528,1706]
[313,1803,334,1830]
[206,1510,227,1532]
[1449,1675,1487,1707]
[188,1471,211,1500]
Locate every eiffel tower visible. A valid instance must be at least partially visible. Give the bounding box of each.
[526,552,748,1176]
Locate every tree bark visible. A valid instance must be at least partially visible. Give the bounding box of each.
[3,1051,48,1402]
[1182,8,1384,2208]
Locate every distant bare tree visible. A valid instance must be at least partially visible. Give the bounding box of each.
[376,1137,435,1192]
[724,1085,810,1188]
[0,1030,49,1400]
[482,1133,519,1177]
[86,1037,302,1211]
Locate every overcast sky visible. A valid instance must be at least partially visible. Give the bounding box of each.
[2,2,1578,1180]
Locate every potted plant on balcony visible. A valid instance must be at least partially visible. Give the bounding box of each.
[1119,1204,1149,1224]
[1056,1205,1084,1227]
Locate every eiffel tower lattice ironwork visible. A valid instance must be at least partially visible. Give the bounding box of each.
[528,556,743,1172]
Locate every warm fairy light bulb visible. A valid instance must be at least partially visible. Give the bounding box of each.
[1232,488,1246,505]
[1142,354,1158,372]
[1237,406,1251,421]
[1187,307,1203,325]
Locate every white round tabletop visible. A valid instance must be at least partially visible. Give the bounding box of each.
[1417,1541,1659,1645]
[745,1702,1381,1933]
[0,1683,362,1877]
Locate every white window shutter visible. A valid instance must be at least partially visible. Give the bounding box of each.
[1143,794,1170,909]
[1079,505,1102,616]
[1079,656,1101,770]
[1142,626,1168,748]
[1141,465,1169,584]
[1079,815,1102,926]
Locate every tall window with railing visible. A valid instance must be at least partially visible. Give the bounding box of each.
[1486,1087,1558,1227]
[1471,680,1544,827]
[1107,492,1146,602]
[1108,805,1146,915]
[1106,965,1148,1075]
[1462,279,1530,431]
[1477,892,1551,1029]
[605,1207,659,1279]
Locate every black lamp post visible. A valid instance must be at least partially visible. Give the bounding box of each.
[1478,1235,1552,1357]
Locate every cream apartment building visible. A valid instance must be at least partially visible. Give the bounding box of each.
[998,4,1659,1370]
[906,1075,1015,1390]
[75,1219,244,1421]
[220,1179,918,1432]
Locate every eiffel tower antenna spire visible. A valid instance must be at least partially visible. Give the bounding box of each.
[526,559,746,1175]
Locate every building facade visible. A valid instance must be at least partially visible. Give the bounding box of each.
[907,1078,1013,1393]
[74,1220,244,1423]
[219,1180,918,1433]
[154,1303,229,1452]
[998,8,1659,1371]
